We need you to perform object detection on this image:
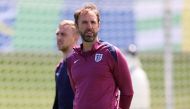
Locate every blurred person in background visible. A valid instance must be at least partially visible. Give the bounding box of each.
[67,3,133,109]
[52,20,79,109]
[123,44,151,109]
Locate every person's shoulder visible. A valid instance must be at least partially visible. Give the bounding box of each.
[99,40,113,46]
[67,50,78,60]
[67,46,80,59]
[73,45,81,54]
[55,59,63,73]
[98,41,120,61]
[99,40,120,52]
[66,49,79,66]
[99,41,115,50]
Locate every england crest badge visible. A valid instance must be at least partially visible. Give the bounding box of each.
[95,53,103,62]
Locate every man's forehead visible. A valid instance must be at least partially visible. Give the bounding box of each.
[80,10,96,16]
[59,25,73,31]
[56,27,68,33]
[79,12,97,21]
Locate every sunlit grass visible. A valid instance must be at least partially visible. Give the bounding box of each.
[0,52,189,109]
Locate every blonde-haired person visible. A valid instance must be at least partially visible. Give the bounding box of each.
[52,20,79,109]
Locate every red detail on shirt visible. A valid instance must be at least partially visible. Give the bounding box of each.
[67,41,133,109]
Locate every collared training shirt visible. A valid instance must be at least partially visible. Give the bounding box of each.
[67,41,133,109]
[53,60,74,109]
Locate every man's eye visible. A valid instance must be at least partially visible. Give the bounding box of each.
[91,21,96,24]
[82,21,88,24]
[60,33,64,36]
[56,33,65,36]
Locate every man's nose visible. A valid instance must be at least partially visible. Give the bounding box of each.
[57,35,62,40]
[87,22,92,29]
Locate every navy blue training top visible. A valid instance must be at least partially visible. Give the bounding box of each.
[53,60,74,109]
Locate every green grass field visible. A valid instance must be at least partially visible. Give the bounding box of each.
[140,52,190,109]
[0,52,189,109]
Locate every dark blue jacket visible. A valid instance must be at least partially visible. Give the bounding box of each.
[53,60,74,109]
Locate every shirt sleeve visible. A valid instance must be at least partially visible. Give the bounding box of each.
[112,48,134,109]
[66,56,76,93]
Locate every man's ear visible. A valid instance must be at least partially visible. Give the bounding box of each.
[75,23,79,29]
[98,21,100,30]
